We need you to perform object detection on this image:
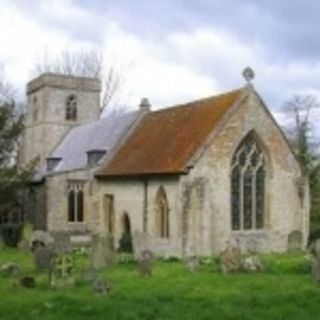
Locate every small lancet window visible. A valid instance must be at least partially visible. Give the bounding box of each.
[67,181,85,222]
[155,186,170,238]
[231,132,266,231]
[65,95,77,121]
[32,96,39,122]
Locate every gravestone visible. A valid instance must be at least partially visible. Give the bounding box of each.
[81,268,98,283]
[18,223,33,250]
[34,247,55,270]
[132,231,151,258]
[0,234,4,249]
[139,249,154,276]
[242,256,263,272]
[50,232,71,254]
[30,231,54,251]
[288,231,303,252]
[186,256,199,272]
[310,239,320,282]
[92,278,112,296]
[20,276,36,288]
[0,262,19,276]
[219,239,242,274]
[247,239,258,255]
[50,253,75,288]
[91,233,115,269]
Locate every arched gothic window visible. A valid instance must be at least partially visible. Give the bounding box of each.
[65,95,77,121]
[231,132,265,230]
[155,186,169,238]
[68,181,85,222]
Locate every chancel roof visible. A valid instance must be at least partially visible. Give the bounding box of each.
[96,88,244,177]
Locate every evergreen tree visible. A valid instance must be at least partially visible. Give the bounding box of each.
[0,68,33,219]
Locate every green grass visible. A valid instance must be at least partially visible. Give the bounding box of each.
[0,249,319,320]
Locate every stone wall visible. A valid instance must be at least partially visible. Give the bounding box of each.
[179,88,308,255]
[94,89,308,257]
[43,87,308,257]
[96,176,181,256]
[45,168,100,234]
[21,73,101,169]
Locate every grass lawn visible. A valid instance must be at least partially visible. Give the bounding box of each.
[0,248,319,320]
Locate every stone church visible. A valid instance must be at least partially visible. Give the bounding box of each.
[20,72,309,256]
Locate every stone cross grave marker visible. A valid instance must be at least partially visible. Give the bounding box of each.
[50,253,75,288]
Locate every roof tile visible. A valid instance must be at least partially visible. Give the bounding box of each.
[97,88,243,177]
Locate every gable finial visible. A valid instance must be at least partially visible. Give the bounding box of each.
[242,66,255,83]
[139,97,151,112]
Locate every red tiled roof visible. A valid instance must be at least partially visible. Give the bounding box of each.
[96,89,243,177]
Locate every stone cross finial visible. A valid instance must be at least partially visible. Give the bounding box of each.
[139,98,151,112]
[242,67,255,83]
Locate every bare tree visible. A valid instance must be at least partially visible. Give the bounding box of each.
[32,48,125,113]
[283,95,320,173]
[282,94,320,238]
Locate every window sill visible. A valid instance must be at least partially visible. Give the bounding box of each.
[231,229,268,235]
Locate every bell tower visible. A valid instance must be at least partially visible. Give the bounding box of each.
[20,73,101,169]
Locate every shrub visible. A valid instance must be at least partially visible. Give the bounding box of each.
[0,224,23,247]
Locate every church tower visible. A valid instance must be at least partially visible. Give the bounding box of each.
[20,73,101,169]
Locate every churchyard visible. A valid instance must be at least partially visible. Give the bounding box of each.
[0,246,320,320]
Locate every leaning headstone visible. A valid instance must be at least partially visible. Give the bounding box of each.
[219,239,242,274]
[50,253,75,288]
[34,247,55,270]
[92,278,112,296]
[242,256,263,272]
[0,262,19,276]
[139,249,154,277]
[91,233,115,269]
[50,232,72,254]
[288,231,303,252]
[30,231,54,252]
[186,256,199,272]
[310,239,320,282]
[18,223,33,250]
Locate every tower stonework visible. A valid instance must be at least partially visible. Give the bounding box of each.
[21,73,101,169]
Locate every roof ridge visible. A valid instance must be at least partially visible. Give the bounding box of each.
[150,87,244,115]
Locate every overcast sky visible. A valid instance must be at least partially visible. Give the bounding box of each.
[1,0,320,119]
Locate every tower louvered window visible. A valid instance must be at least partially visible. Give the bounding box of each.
[65,95,77,121]
[231,132,265,230]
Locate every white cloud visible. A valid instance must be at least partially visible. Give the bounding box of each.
[1,0,320,133]
[101,24,219,108]
[0,1,94,95]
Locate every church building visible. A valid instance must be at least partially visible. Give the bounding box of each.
[20,71,309,256]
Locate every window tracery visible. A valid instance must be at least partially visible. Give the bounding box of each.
[231,132,265,230]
